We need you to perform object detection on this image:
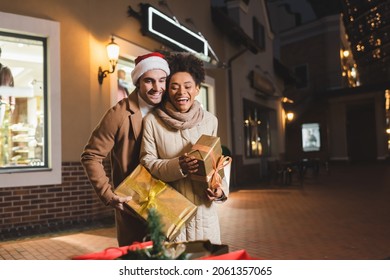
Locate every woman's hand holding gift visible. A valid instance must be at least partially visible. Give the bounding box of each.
[179,153,199,175]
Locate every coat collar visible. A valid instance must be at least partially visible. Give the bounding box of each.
[127,88,140,114]
[126,88,142,139]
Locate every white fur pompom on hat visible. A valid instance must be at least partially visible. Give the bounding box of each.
[131,52,170,85]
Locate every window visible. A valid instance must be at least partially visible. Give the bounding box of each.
[243,99,271,158]
[252,17,265,51]
[294,64,308,89]
[0,32,46,169]
[113,57,136,105]
[0,11,60,188]
[196,85,209,111]
[198,76,216,114]
[108,37,147,107]
[302,123,321,152]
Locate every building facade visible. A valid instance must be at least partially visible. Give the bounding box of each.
[269,2,389,163]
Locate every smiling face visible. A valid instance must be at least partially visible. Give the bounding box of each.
[168,71,200,113]
[137,69,167,106]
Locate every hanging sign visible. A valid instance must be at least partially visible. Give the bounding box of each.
[139,4,209,58]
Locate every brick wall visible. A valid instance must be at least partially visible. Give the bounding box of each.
[0,161,114,241]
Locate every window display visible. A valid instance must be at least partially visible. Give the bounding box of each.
[0,11,60,187]
[302,123,321,152]
[0,32,46,169]
[243,99,271,158]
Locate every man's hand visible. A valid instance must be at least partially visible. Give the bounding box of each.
[109,194,132,211]
[179,153,199,174]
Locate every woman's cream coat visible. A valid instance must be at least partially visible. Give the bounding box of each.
[140,109,229,244]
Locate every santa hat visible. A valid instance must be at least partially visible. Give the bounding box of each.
[131,52,170,85]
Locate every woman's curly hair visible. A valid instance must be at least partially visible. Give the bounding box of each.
[165,52,205,86]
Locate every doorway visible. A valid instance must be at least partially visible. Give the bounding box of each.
[346,101,377,161]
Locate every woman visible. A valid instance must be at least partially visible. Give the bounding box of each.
[140,52,228,244]
[0,66,15,166]
[0,66,15,122]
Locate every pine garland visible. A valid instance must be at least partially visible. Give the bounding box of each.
[119,208,188,260]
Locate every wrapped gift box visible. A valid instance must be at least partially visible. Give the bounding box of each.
[188,134,232,190]
[115,164,197,241]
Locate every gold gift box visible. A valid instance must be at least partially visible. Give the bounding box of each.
[115,164,197,241]
[188,134,232,190]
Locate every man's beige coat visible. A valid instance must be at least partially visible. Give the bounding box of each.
[81,91,147,246]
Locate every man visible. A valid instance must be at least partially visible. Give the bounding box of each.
[81,52,170,246]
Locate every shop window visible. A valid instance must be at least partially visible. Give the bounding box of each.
[0,12,60,187]
[0,32,46,168]
[302,123,321,152]
[243,99,271,158]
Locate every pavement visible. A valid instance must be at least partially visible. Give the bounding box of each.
[1,161,390,260]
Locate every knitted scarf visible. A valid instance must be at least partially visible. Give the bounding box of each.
[156,100,204,130]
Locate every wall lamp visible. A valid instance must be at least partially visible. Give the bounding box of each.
[286,112,295,122]
[98,36,120,85]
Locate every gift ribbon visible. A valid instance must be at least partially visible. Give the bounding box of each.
[139,180,167,214]
[191,155,232,188]
[191,144,232,189]
[210,155,232,188]
[129,178,167,215]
